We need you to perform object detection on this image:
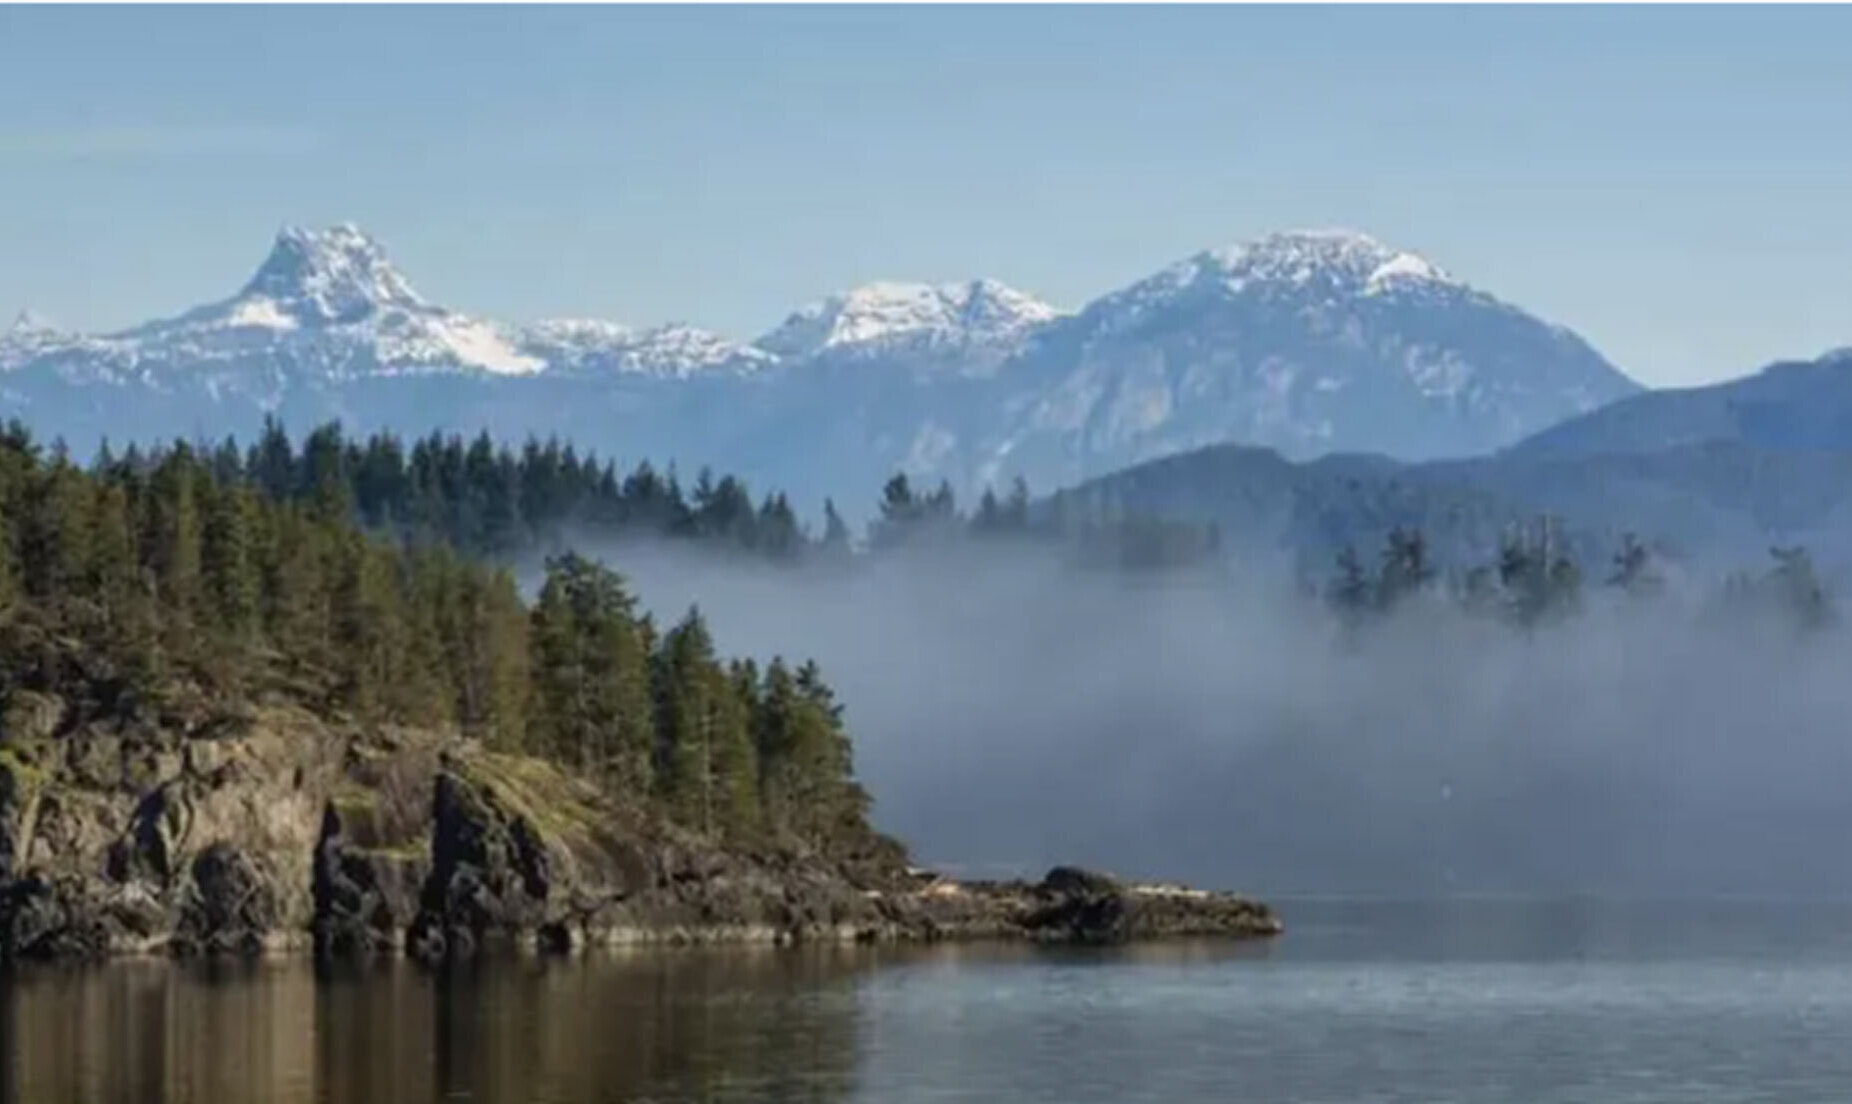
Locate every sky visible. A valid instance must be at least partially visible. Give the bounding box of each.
[1,5,1849,388]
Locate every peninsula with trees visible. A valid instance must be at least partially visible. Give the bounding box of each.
[0,421,1278,960]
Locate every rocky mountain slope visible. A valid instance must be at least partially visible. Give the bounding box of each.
[1,224,1635,519]
[977,231,1634,492]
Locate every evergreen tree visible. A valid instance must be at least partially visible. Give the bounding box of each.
[1376,526,1433,610]
[819,499,852,561]
[201,482,260,643]
[754,657,802,835]
[971,487,1004,536]
[1497,519,1582,629]
[144,447,205,646]
[716,659,764,838]
[1607,533,1665,599]
[328,530,403,717]
[452,564,530,750]
[248,416,296,502]
[529,554,655,791]
[869,473,920,550]
[653,607,726,833]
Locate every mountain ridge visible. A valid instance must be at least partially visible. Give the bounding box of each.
[2,222,1639,519]
[1510,347,1852,460]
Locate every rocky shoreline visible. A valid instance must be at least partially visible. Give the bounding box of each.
[1,693,1279,962]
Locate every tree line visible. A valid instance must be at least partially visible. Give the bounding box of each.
[0,421,876,855]
[85,419,1220,574]
[1325,520,1835,633]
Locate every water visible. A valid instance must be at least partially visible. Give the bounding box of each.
[7,900,1852,1103]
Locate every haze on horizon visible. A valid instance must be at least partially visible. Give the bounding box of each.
[3,4,1850,388]
[586,535,1852,901]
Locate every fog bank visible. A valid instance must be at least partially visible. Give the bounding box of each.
[573,541,1852,899]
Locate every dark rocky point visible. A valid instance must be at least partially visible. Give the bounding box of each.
[1,694,1279,962]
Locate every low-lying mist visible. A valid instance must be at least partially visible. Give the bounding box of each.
[551,539,1852,900]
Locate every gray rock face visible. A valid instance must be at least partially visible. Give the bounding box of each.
[312,803,427,957]
[1,697,1279,961]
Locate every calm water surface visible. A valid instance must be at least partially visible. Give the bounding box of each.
[6,900,1852,1103]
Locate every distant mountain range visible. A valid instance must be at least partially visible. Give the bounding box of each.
[1,223,1637,520]
[1054,349,1852,579]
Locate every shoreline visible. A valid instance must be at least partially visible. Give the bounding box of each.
[2,704,1279,964]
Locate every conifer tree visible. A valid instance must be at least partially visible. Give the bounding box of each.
[819,499,852,561]
[654,607,724,833]
[755,657,801,834]
[529,554,655,791]
[1328,544,1373,622]
[144,447,204,646]
[716,658,764,837]
[201,482,260,643]
[1608,533,1665,599]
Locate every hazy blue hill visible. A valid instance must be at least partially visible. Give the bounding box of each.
[1054,436,1852,576]
[1510,348,1852,459]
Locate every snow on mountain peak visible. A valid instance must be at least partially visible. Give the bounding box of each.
[237,222,426,325]
[520,317,770,379]
[92,222,547,377]
[1202,229,1456,295]
[756,278,1059,358]
[1094,229,1467,330]
[9,308,58,336]
[1,308,75,367]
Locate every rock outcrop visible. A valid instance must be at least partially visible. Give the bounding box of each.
[0,694,1279,961]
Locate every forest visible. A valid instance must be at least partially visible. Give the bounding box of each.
[0,421,877,855]
[170,418,1227,574]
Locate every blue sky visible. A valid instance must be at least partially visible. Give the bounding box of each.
[1,5,1848,387]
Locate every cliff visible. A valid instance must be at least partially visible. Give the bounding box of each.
[0,690,1279,960]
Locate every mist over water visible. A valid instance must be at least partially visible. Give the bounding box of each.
[566,540,1852,899]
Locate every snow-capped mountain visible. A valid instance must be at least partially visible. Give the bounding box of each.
[2,223,1638,521]
[1,224,549,400]
[758,278,1059,362]
[1,309,69,361]
[519,318,770,379]
[964,230,1638,491]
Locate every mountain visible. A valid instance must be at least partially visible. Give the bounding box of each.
[1051,435,1852,580]
[1511,347,1852,458]
[1,223,1634,520]
[971,231,1638,493]
[758,278,1060,373]
[518,318,771,379]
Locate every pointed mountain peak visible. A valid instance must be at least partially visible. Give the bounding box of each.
[237,222,425,324]
[8,307,58,337]
[757,278,1058,358]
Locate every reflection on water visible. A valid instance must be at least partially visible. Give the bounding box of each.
[1,947,883,1104]
[10,905,1852,1103]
